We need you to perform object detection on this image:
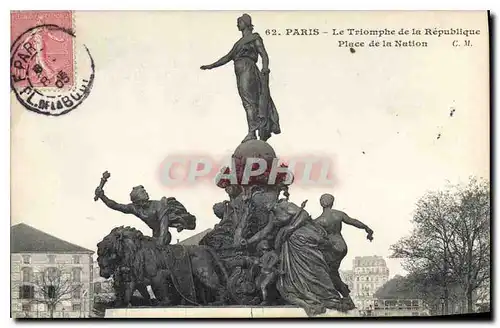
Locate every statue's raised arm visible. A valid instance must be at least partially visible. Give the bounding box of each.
[94,171,135,215]
[95,173,196,247]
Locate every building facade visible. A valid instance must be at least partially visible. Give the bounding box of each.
[351,256,390,310]
[11,223,94,318]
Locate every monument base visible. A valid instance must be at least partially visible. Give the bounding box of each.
[104,306,359,318]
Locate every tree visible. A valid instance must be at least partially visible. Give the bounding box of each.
[390,188,457,314]
[31,266,83,318]
[374,272,463,315]
[390,177,490,314]
[474,278,490,313]
[374,275,418,299]
[449,177,490,312]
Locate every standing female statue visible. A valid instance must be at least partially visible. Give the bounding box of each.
[200,14,281,143]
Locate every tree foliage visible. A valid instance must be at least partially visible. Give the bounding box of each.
[390,177,490,314]
[374,275,418,299]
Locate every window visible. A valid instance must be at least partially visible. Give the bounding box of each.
[72,303,81,311]
[22,303,31,312]
[72,268,81,282]
[73,255,80,264]
[94,282,102,294]
[22,255,31,264]
[72,286,81,299]
[22,267,32,282]
[47,255,56,264]
[47,285,56,299]
[19,285,34,299]
[46,267,59,281]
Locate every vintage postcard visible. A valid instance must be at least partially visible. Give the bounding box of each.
[10,11,490,319]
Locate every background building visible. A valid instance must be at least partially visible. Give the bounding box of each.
[11,223,94,318]
[351,255,390,310]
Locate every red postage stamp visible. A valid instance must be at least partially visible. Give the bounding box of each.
[11,10,94,116]
[11,11,74,89]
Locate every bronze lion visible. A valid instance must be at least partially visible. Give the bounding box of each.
[96,226,229,307]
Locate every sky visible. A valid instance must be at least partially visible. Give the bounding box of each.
[11,11,490,279]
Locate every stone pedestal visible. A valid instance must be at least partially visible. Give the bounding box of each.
[105,306,359,318]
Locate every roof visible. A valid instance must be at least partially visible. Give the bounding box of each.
[11,223,94,254]
[352,256,388,269]
[354,255,384,260]
[177,229,212,245]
